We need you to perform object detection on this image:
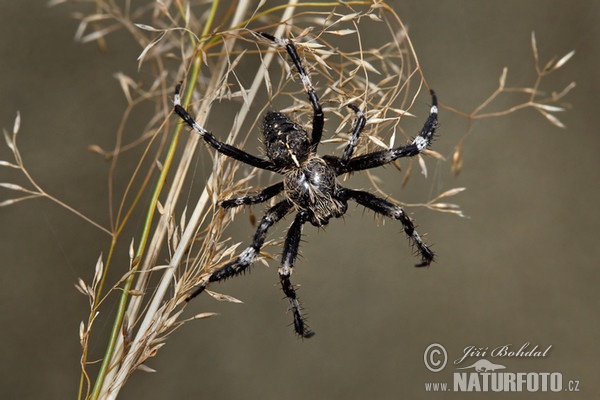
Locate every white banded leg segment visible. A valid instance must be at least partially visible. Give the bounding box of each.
[413,90,438,151]
[186,200,293,301]
[338,90,438,174]
[173,83,278,171]
[257,31,324,148]
[173,83,207,137]
[279,211,314,338]
[341,104,367,162]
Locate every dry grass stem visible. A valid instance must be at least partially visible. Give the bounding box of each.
[448,31,575,175]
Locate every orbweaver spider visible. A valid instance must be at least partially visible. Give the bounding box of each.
[174,32,438,338]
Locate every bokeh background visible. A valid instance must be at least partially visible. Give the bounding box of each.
[1,1,598,399]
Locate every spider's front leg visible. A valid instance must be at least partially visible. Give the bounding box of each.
[340,104,367,163]
[333,90,438,174]
[173,83,278,172]
[280,211,314,338]
[341,188,434,267]
[257,32,324,149]
[186,200,293,300]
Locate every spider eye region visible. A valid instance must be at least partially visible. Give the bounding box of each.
[263,111,311,169]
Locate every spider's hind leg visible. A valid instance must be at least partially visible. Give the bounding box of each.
[341,188,434,267]
[186,200,293,301]
[280,211,314,338]
[219,182,284,209]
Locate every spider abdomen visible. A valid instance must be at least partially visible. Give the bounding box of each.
[283,156,346,226]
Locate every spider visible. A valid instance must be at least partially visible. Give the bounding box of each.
[173,32,438,338]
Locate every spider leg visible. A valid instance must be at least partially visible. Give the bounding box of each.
[257,32,324,150]
[173,83,278,172]
[219,182,284,209]
[279,211,314,338]
[340,188,434,267]
[340,104,367,163]
[186,200,293,301]
[333,90,438,175]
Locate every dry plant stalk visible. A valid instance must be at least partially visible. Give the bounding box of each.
[446,32,576,176]
[0,1,575,399]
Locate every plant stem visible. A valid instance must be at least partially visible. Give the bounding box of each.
[87,3,221,398]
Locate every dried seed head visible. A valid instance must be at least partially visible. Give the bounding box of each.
[451,144,464,176]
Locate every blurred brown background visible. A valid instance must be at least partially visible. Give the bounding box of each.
[1,1,598,399]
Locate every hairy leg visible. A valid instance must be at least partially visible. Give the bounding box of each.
[340,104,367,163]
[173,83,277,171]
[333,90,438,174]
[219,182,284,209]
[186,200,293,300]
[279,211,314,338]
[341,188,434,267]
[257,32,324,149]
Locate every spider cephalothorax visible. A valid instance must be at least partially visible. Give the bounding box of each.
[174,32,438,338]
[283,155,346,227]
